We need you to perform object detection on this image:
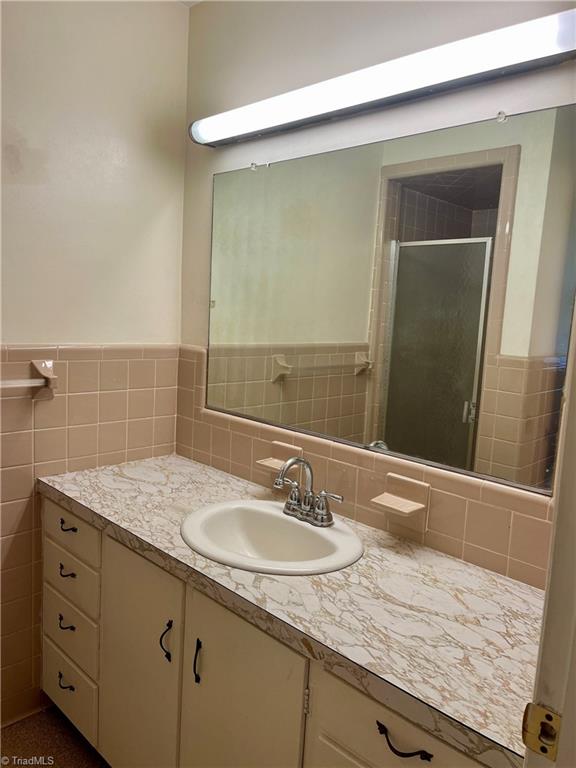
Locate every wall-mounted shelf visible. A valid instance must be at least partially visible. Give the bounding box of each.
[271,352,372,383]
[0,359,58,393]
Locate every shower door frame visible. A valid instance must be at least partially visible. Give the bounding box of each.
[380,236,493,470]
[363,147,521,476]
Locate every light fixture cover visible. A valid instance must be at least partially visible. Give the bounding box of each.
[189,9,576,146]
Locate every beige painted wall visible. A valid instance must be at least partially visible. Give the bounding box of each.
[529,107,576,358]
[182,0,576,346]
[2,1,573,350]
[1,1,189,345]
[208,106,571,356]
[210,144,382,344]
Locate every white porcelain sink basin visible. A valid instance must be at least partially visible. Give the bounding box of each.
[180,500,363,575]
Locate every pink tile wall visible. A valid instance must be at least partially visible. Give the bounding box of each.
[0,344,178,725]
[207,343,369,443]
[0,340,555,726]
[471,208,498,238]
[177,346,553,591]
[398,187,472,241]
[475,355,565,488]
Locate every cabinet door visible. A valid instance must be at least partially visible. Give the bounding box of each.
[180,588,307,768]
[304,665,481,768]
[99,537,184,768]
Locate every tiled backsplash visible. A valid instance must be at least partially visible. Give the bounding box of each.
[0,344,178,725]
[207,343,369,443]
[177,345,553,592]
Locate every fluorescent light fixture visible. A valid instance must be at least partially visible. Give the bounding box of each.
[189,9,576,146]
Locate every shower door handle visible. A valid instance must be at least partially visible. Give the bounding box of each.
[462,401,477,424]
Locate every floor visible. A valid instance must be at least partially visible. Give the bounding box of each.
[1,708,108,767]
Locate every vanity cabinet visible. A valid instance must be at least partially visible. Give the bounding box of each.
[180,587,308,768]
[42,497,484,768]
[99,536,184,768]
[303,666,481,768]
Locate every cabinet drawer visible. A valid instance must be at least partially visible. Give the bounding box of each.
[304,666,481,768]
[43,636,98,746]
[44,499,101,568]
[43,584,99,680]
[44,538,100,620]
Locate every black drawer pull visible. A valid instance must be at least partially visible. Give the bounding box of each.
[59,562,76,579]
[58,613,76,632]
[159,619,173,662]
[376,721,433,762]
[193,637,202,683]
[58,672,75,692]
[59,517,78,533]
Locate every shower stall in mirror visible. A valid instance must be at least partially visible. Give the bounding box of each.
[378,238,492,471]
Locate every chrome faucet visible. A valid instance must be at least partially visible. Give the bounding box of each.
[274,456,315,511]
[273,457,343,527]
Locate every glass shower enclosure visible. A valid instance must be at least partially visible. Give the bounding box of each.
[381,238,492,471]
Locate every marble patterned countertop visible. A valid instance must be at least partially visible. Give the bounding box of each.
[37,455,544,767]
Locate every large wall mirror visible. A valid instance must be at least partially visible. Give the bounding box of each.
[206,105,576,493]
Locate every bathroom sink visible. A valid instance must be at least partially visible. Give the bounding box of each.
[180,500,363,575]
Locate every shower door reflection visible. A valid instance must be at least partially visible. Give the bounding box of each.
[382,238,492,470]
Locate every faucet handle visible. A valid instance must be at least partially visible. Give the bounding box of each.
[274,474,297,490]
[275,477,302,516]
[311,490,342,527]
[318,490,344,503]
[284,479,301,497]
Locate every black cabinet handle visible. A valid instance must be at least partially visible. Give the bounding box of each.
[159,619,173,662]
[59,517,78,533]
[58,613,76,632]
[193,637,202,683]
[376,721,433,762]
[59,562,76,579]
[58,672,75,692]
